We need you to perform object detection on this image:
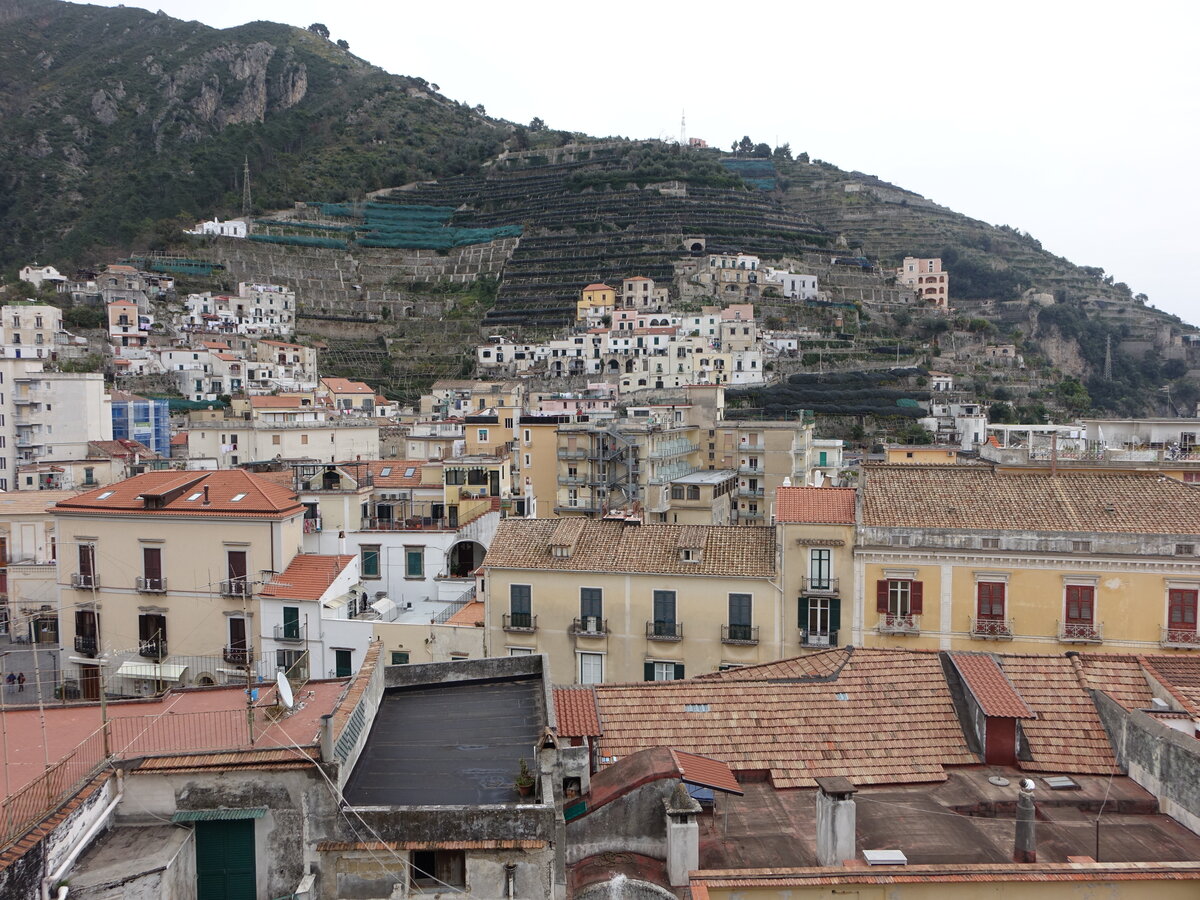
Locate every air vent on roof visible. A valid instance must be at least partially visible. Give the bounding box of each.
[684,703,710,713]
[863,850,907,865]
[1043,775,1080,790]
[231,493,247,502]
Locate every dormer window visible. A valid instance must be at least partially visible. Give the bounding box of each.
[551,545,571,559]
[680,548,702,564]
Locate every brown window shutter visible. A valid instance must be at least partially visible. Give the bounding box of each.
[876,580,889,613]
[911,581,924,614]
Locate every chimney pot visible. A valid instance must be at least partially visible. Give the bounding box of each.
[203,485,211,506]
[1014,785,1037,863]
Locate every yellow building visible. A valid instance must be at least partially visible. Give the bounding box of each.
[856,465,1200,653]
[576,282,616,321]
[776,486,857,649]
[481,518,780,684]
[883,444,961,464]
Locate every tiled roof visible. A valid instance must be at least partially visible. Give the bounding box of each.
[694,648,850,681]
[671,749,742,795]
[316,839,546,851]
[484,519,776,578]
[51,469,301,518]
[861,465,1200,534]
[259,554,356,601]
[594,649,976,788]
[1139,656,1200,716]
[949,652,1036,718]
[170,432,188,446]
[582,283,613,292]
[444,600,484,627]
[321,377,374,394]
[692,862,1200,888]
[999,656,1120,775]
[88,439,157,459]
[776,487,856,524]
[359,460,425,487]
[1073,654,1154,710]
[250,395,305,408]
[554,687,602,738]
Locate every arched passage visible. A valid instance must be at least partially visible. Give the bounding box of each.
[447,540,486,578]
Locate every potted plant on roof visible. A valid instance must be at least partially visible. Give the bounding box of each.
[515,758,535,798]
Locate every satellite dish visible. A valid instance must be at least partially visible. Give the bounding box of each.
[276,671,294,709]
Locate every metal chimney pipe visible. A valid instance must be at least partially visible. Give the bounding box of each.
[1014,782,1037,863]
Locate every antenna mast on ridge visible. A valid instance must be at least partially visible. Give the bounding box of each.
[680,110,686,148]
[242,157,252,220]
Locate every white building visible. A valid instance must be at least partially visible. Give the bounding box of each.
[187,218,248,238]
[765,270,819,300]
[17,265,66,290]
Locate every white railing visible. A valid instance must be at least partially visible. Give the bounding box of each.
[878,613,920,635]
[970,617,1014,640]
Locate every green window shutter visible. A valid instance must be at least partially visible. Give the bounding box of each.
[829,598,841,634]
[391,651,409,665]
[798,597,810,629]
[674,663,685,680]
[644,662,655,681]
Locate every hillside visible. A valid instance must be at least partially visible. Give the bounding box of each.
[0,0,508,266]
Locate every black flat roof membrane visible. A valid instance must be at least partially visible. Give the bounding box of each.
[344,676,544,806]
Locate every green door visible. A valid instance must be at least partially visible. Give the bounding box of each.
[335,648,353,677]
[196,818,256,900]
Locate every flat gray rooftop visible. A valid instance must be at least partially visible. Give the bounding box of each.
[344,676,544,807]
[673,469,736,485]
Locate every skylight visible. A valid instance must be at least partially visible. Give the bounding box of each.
[684,703,710,713]
[230,493,247,502]
[404,467,415,477]
[186,492,203,501]
[96,491,114,500]
[380,467,392,477]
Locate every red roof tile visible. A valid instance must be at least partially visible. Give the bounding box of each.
[776,487,856,524]
[259,554,356,601]
[554,687,602,738]
[321,377,374,394]
[950,652,1036,718]
[444,600,484,627]
[671,749,743,795]
[52,469,301,519]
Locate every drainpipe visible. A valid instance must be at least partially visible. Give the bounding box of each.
[41,770,125,900]
[504,862,517,898]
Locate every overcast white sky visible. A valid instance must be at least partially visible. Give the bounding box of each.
[95,0,1200,322]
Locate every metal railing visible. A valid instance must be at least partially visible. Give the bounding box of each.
[0,726,106,851]
[220,578,251,598]
[1161,626,1200,649]
[803,577,839,594]
[363,516,452,531]
[878,613,921,635]
[138,638,167,659]
[970,617,1014,640]
[222,646,254,666]
[721,624,759,645]
[801,628,838,648]
[71,573,99,589]
[570,617,608,637]
[646,620,683,641]
[502,613,537,633]
[738,487,765,498]
[135,575,167,593]
[273,624,305,643]
[74,634,98,655]
[1058,621,1103,644]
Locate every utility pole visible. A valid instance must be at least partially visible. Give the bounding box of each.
[241,157,252,220]
[1103,334,1112,380]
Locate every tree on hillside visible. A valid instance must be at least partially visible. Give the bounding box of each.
[336,39,349,50]
[737,136,754,155]
[752,142,771,158]
[307,22,330,38]
[773,143,793,160]
[529,117,546,132]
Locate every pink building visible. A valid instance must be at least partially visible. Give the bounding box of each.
[897,257,949,309]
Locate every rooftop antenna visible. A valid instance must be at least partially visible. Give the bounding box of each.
[680,109,686,148]
[241,156,252,220]
[276,670,295,709]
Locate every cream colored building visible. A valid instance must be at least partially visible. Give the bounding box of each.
[0,489,73,642]
[184,411,379,466]
[0,303,62,359]
[53,469,306,699]
[482,518,781,684]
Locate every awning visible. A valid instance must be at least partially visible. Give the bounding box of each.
[115,661,188,681]
[670,749,744,796]
[370,597,396,617]
[171,807,267,822]
[324,596,348,610]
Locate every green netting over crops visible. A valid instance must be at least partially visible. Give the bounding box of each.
[299,200,521,249]
[248,234,348,249]
[720,159,777,190]
[255,219,358,233]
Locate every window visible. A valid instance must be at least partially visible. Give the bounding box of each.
[809,548,832,590]
[510,584,532,628]
[391,651,410,665]
[361,545,381,579]
[142,546,163,591]
[78,543,96,587]
[579,652,603,685]
[282,606,301,641]
[728,593,752,641]
[876,578,923,629]
[800,596,840,645]
[981,537,1001,549]
[1065,585,1094,624]
[477,428,488,443]
[410,850,465,890]
[670,485,685,500]
[334,648,353,678]
[404,547,424,578]
[580,587,602,631]
[1071,540,1092,553]
[646,661,685,681]
[1168,589,1198,638]
[652,590,677,636]
[977,581,1006,619]
[1176,544,1195,556]
[509,647,533,656]
[138,613,166,658]
[686,485,700,501]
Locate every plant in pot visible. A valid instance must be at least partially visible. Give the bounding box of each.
[515,758,535,798]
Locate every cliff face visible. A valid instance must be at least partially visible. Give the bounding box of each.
[0,0,507,265]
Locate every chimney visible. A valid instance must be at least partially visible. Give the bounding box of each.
[815,776,857,866]
[1014,781,1037,863]
[202,485,211,506]
[664,781,701,886]
[1050,431,1058,477]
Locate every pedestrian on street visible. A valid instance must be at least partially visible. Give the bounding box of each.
[4,673,13,693]
[17,672,26,693]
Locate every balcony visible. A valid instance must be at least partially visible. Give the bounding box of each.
[803,577,839,595]
[1161,627,1200,649]
[502,613,537,633]
[570,617,608,637]
[364,516,451,531]
[801,628,838,648]
[648,440,699,459]
[138,638,167,659]
[73,634,98,655]
[136,575,167,593]
[970,617,1014,640]
[559,475,588,485]
[740,509,765,520]
[721,624,759,645]
[557,448,588,460]
[738,486,765,499]
[71,573,99,590]
[646,621,683,641]
[222,646,254,666]
[1058,621,1103,644]
[220,578,251,598]
[302,517,322,534]
[878,613,921,635]
[273,624,305,643]
[737,464,762,476]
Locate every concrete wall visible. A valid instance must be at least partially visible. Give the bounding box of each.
[1094,689,1200,835]
[565,778,676,864]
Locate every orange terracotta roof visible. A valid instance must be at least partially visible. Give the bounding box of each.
[949,653,1036,718]
[200,341,231,350]
[358,460,425,487]
[692,862,1200,888]
[862,465,1200,534]
[485,519,775,578]
[88,439,156,459]
[259,554,356,601]
[594,648,977,788]
[444,600,484,627]
[317,839,546,851]
[582,283,613,292]
[1000,656,1120,775]
[250,395,306,408]
[170,432,188,446]
[1139,655,1200,716]
[554,687,602,738]
[321,377,374,394]
[694,648,850,682]
[52,469,301,518]
[213,352,240,362]
[671,749,742,795]
[776,487,856,524]
[1073,654,1154,710]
